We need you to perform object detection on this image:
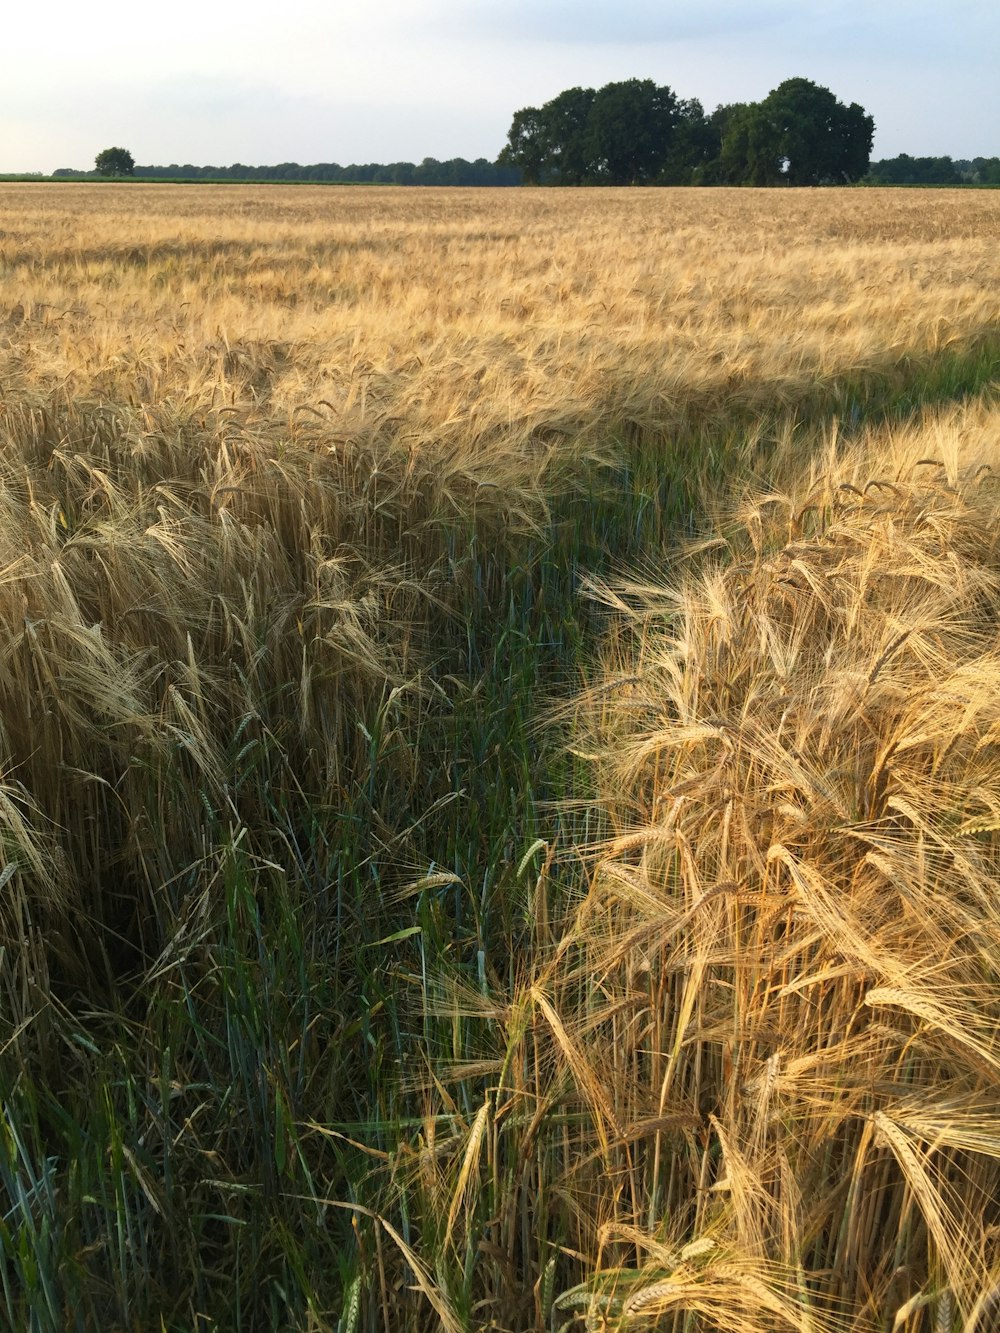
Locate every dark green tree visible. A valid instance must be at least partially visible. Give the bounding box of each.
[660,99,716,183]
[828,96,875,183]
[721,79,874,185]
[719,102,784,184]
[498,77,872,187]
[709,102,750,141]
[499,80,688,185]
[691,104,745,183]
[543,86,596,184]
[867,155,966,185]
[497,107,549,184]
[94,146,135,177]
[587,79,680,184]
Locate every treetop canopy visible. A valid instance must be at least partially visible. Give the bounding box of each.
[498,77,875,186]
[94,147,135,177]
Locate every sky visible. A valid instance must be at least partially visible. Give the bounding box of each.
[4,0,998,171]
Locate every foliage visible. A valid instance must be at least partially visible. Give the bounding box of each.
[536,85,595,185]
[59,155,522,185]
[662,98,718,183]
[496,107,551,185]
[499,75,874,186]
[723,77,875,184]
[499,78,696,185]
[94,146,135,177]
[586,78,680,184]
[867,154,1000,186]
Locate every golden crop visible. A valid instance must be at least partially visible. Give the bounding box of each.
[3,183,1000,1330]
[4,184,1000,437]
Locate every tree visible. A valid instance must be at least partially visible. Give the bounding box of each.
[498,77,873,187]
[95,147,135,177]
[660,99,715,184]
[693,104,748,183]
[828,97,875,183]
[542,86,596,185]
[497,107,549,185]
[719,102,784,185]
[587,79,679,184]
[497,93,595,185]
[498,80,685,185]
[720,80,874,185]
[867,154,965,186]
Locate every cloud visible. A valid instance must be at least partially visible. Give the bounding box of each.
[444,0,793,45]
[4,0,999,170]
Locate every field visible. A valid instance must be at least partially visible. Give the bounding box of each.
[3,183,1000,1330]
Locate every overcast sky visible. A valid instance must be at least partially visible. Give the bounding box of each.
[4,0,997,171]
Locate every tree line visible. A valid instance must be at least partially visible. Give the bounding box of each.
[498,76,875,185]
[867,155,1000,186]
[63,99,1000,191]
[54,156,521,186]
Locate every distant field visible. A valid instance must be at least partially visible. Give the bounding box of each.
[3,184,1000,1331]
[5,183,1000,422]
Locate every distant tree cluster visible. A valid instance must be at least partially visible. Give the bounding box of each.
[867,154,1000,186]
[94,146,134,177]
[56,122,1000,194]
[498,77,875,186]
[55,157,520,186]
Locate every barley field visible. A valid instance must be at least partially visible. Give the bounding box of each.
[3,183,1000,1330]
